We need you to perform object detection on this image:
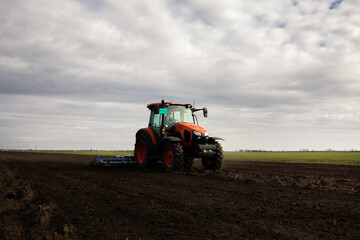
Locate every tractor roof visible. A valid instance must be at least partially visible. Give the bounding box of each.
[147,102,192,109]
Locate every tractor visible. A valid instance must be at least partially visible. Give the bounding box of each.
[134,100,223,171]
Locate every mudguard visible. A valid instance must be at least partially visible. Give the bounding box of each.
[163,136,182,142]
[159,136,182,150]
[211,136,225,141]
[136,128,157,148]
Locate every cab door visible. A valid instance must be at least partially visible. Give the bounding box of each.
[149,110,162,140]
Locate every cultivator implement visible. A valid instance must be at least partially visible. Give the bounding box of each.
[90,155,136,166]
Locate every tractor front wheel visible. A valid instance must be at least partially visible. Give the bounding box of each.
[202,142,223,170]
[162,142,184,172]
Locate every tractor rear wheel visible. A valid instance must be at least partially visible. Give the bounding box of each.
[201,142,223,170]
[135,133,152,168]
[162,142,184,172]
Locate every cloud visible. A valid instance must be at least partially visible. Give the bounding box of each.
[0,0,359,150]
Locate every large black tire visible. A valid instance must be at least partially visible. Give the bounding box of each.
[201,142,223,170]
[183,157,194,169]
[134,133,152,168]
[162,142,184,172]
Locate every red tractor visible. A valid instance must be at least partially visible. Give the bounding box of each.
[134,100,223,171]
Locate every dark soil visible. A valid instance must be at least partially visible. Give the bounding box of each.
[1,151,360,240]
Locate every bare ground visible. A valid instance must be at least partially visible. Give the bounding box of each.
[0,152,360,240]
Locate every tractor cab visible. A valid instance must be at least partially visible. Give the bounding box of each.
[164,105,194,129]
[147,101,206,140]
[135,100,223,171]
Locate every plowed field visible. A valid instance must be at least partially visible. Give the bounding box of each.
[1,152,360,239]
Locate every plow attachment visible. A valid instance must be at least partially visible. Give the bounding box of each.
[90,155,136,166]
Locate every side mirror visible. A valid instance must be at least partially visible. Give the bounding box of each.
[154,105,160,114]
[203,108,208,117]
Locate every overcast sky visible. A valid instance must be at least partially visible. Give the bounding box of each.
[1,0,359,151]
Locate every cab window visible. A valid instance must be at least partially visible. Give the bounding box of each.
[152,112,161,128]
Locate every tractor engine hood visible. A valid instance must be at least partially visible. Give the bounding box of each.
[175,122,208,137]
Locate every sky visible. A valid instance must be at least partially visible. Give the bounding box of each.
[0,0,359,151]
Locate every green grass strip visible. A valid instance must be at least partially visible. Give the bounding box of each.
[224,152,360,164]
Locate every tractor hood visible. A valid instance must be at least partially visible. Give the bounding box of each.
[175,122,208,135]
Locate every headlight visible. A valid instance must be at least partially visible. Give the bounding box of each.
[193,131,208,137]
[193,131,202,137]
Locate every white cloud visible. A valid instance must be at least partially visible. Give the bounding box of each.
[0,0,359,150]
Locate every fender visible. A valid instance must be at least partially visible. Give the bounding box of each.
[159,136,182,150]
[162,136,182,143]
[211,136,225,141]
[136,128,158,146]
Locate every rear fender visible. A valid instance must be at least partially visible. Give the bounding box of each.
[136,128,157,151]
